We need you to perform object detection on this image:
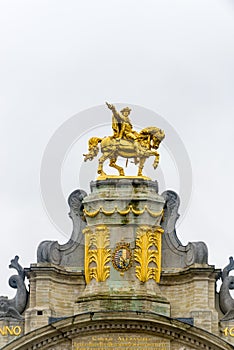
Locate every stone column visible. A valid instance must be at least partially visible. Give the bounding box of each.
[75,178,170,316]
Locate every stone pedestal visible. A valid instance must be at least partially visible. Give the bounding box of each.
[75,178,170,317]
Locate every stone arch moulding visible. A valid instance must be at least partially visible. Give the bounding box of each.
[2,312,233,350]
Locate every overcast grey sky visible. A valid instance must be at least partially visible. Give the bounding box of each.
[0,0,234,296]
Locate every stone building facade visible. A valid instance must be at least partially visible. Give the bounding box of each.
[0,178,233,350]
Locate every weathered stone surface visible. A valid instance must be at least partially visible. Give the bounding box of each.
[0,319,24,349]
[75,291,170,317]
[7,180,228,349]
[219,319,234,346]
[2,312,233,350]
[72,333,170,349]
[24,264,85,333]
[83,178,163,226]
[160,265,219,334]
[82,178,167,314]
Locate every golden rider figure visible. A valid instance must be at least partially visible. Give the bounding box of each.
[84,102,165,177]
[106,102,139,141]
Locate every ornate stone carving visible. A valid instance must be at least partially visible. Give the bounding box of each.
[0,256,28,320]
[219,257,234,321]
[83,179,164,228]
[84,205,163,218]
[134,225,163,283]
[83,225,111,284]
[2,312,233,350]
[161,190,208,268]
[37,189,87,267]
[112,242,133,274]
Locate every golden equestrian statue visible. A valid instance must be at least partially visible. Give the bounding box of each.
[83,102,165,178]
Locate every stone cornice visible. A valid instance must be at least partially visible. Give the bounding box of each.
[2,312,233,350]
[25,263,85,278]
[160,265,220,285]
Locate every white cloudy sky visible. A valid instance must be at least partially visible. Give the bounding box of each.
[0,0,234,296]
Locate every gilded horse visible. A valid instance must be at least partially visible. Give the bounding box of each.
[83,127,165,177]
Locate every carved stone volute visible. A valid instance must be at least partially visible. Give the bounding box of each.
[0,256,28,320]
[219,256,234,321]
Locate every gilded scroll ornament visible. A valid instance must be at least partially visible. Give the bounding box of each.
[84,205,163,218]
[83,227,95,284]
[134,226,163,283]
[83,225,111,284]
[83,102,165,178]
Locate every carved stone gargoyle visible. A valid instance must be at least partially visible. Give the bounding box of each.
[219,256,234,321]
[0,256,28,320]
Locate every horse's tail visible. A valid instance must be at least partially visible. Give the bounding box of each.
[83,137,102,161]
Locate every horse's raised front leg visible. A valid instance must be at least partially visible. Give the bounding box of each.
[97,153,109,176]
[109,157,125,176]
[137,158,146,177]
